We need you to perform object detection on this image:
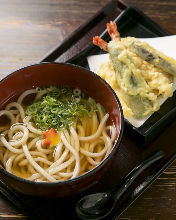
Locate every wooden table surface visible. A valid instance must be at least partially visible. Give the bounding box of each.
[0,0,176,219]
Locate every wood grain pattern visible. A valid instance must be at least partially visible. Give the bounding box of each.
[0,0,111,79]
[0,0,176,219]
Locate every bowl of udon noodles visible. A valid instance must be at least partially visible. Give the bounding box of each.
[0,62,123,198]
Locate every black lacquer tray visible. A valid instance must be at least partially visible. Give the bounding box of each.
[0,1,176,220]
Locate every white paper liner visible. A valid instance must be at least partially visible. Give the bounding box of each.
[87,36,176,128]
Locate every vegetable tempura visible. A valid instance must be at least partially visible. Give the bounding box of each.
[93,22,174,119]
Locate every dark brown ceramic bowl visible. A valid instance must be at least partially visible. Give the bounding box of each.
[0,62,123,198]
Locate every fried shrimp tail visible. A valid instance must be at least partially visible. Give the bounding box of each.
[106,21,120,41]
[93,36,108,51]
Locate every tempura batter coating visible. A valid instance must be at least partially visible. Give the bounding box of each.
[126,37,176,76]
[93,22,174,119]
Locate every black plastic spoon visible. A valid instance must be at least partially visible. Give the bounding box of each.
[76,150,165,220]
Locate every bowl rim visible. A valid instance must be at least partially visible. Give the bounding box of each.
[0,62,124,186]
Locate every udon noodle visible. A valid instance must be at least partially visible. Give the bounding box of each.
[0,87,117,182]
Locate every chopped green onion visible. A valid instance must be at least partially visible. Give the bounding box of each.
[26,86,97,131]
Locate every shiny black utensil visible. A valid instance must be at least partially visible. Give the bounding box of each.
[76,150,165,220]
